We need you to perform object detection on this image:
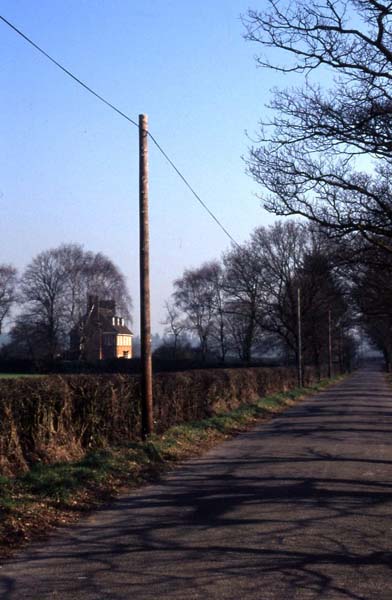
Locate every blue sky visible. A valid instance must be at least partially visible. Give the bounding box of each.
[0,1,283,333]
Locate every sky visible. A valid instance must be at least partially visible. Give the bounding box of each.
[0,0,284,334]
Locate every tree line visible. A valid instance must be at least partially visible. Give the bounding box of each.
[162,216,392,371]
[0,244,132,362]
[161,220,358,374]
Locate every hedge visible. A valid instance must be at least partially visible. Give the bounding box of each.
[0,367,317,476]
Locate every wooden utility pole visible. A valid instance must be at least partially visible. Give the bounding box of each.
[297,287,302,387]
[139,113,153,439]
[328,308,333,379]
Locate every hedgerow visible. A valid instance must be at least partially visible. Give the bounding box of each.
[0,367,317,475]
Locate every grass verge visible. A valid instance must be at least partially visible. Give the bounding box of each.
[0,376,342,558]
[0,374,42,379]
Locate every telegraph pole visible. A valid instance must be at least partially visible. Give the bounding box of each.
[328,308,333,379]
[139,114,153,438]
[297,287,302,387]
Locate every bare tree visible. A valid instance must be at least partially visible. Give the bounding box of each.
[223,243,266,362]
[0,265,17,334]
[198,262,229,362]
[173,263,219,360]
[9,312,54,362]
[13,244,132,360]
[57,244,132,329]
[351,248,392,370]
[246,221,352,372]
[162,301,186,359]
[83,251,132,322]
[250,221,309,364]
[244,1,392,251]
[19,249,68,359]
[298,251,351,376]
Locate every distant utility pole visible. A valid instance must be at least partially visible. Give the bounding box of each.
[297,287,302,387]
[139,113,154,439]
[328,308,333,379]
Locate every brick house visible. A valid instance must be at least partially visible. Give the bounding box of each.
[71,295,133,361]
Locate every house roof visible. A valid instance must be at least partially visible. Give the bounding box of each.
[101,316,133,336]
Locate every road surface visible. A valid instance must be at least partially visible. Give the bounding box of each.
[1,365,392,599]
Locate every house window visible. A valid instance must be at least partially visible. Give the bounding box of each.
[116,334,131,346]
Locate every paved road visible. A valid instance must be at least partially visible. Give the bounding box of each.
[1,366,392,599]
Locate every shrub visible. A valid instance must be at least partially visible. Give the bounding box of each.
[0,367,316,475]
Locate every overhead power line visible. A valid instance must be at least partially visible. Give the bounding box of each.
[0,14,240,248]
[0,15,139,128]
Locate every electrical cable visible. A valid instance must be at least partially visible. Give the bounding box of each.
[0,15,139,128]
[0,14,240,247]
